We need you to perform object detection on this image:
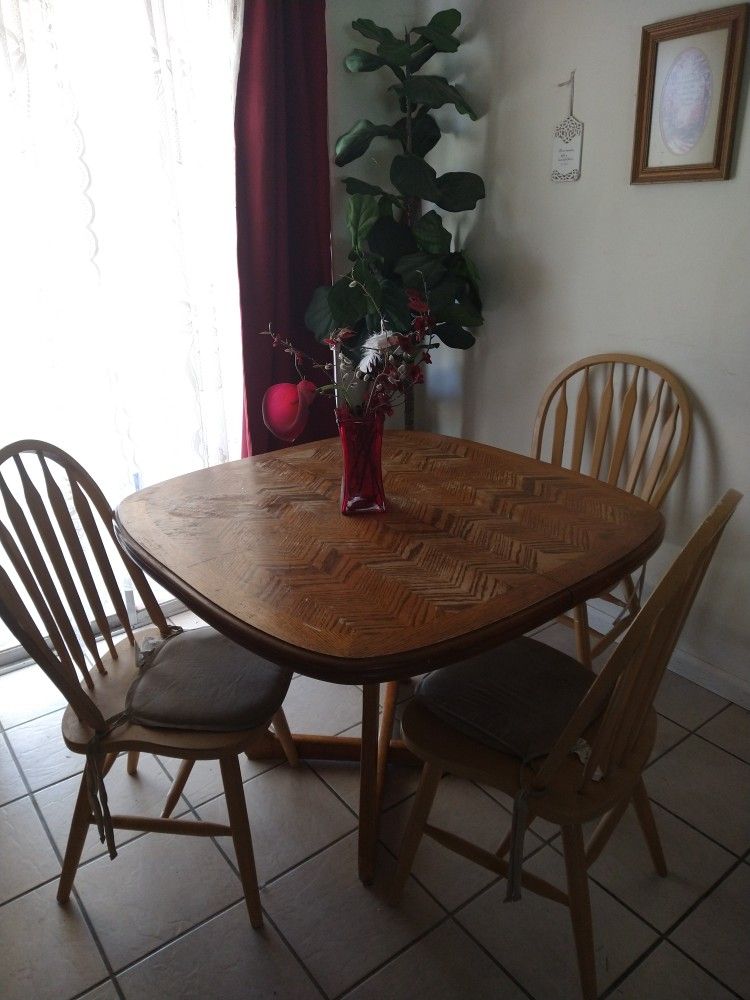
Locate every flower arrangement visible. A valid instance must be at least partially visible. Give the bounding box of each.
[260,282,438,443]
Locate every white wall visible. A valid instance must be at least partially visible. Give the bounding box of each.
[326,0,750,704]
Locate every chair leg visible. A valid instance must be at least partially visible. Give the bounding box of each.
[561,824,597,1000]
[101,752,119,777]
[573,604,594,670]
[376,680,399,813]
[126,751,140,775]
[57,771,93,903]
[389,761,443,905]
[220,754,263,929]
[584,797,630,869]
[161,759,195,818]
[271,709,299,767]
[632,778,667,877]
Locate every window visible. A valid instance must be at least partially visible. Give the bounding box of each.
[0,0,244,658]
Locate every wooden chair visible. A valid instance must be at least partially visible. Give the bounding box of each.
[0,440,299,928]
[390,490,741,1000]
[532,354,691,666]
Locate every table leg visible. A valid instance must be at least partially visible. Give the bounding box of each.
[358,683,380,884]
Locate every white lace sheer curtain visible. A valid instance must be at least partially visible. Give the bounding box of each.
[0,0,245,652]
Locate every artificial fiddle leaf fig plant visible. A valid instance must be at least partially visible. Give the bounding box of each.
[304,8,485,428]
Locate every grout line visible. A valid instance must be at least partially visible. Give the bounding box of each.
[643,794,743,859]
[643,727,692,770]
[690,701,733,733]
[690,728,750,769]
[110,897,242,979]
[599,855,749,1000]
[332,914,455,1000]
[182,759,358,893]
[1,702,68,732]
[305,757,360,820]
[253,905,329,1000]
[262,824,360,891]
[448,916,538,1000]
[68,977,121,1000]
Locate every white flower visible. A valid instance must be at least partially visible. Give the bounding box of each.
[357,328,394,373]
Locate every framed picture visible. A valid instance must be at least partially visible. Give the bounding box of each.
[631,4,748,183]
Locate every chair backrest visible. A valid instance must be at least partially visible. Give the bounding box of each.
[0,440,171,731]
[533,488,742,796]
[532,354,691,508]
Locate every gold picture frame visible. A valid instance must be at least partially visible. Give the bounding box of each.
[631,4,748,183]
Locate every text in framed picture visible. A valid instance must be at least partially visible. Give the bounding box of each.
[631,4,748,182]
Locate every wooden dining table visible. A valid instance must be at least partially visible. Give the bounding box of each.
[114,431,664,884]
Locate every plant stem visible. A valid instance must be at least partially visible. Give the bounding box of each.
[402,30,420,230]
[404,381,414,430]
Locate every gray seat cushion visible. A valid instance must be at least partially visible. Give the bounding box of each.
[416,636,595,762]
[127,626,293,732]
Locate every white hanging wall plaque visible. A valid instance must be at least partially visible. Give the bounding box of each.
[551,115,583,181]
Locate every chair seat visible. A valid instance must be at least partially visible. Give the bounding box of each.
[402,696,656,826]
[415,636,596,761]
[62,626,292,756]
[407,636,656,824]
[128,626,292,732]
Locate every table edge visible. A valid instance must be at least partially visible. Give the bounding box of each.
[114,507,664,685]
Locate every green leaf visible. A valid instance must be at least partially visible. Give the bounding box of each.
[407,43,437,73]
[379,280,411,330]
[391,113,441,157]
[430,171,485,212]
[390,155,485,212]
[412,210,452,255]
[461,253,481,288]
[366,216,418,270]
[345,194,380,251]
[335,119,396,166]
[426,277,461,313]
[377,37,414,65]
[394,252,447,290]
[344,49,390,73]
[342,178,388,197]
[434,321,476,349]
[352,258,383,306]
[445,252,482,308]
[437,300,484,327]
[413,9,462,52]
[351,18,396,43]
[390,154,441,201]
[305,286,336,339]
[391,75,478,120]
[377,195,395,219]
[421,9,462,33]
[328,277,368,327]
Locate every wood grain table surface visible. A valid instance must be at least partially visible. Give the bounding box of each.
[115,431,665,881]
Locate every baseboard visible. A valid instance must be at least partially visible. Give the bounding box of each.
[587,598,749,710]
[667,647,750,712]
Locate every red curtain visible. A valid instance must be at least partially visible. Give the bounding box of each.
[235,0,336,457]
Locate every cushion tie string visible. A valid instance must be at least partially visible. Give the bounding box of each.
[505,765,546,904]
[136,624,184,671]
[505,786,531,903]
[84,710,131,860]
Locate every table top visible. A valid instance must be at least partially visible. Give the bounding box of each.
[115,431,664,684]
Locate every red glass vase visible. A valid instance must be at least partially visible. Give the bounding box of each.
[336,408,386,515]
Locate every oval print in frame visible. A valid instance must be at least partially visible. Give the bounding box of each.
[659,46,713,155]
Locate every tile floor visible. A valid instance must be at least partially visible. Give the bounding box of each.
[1,614,748,1000]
